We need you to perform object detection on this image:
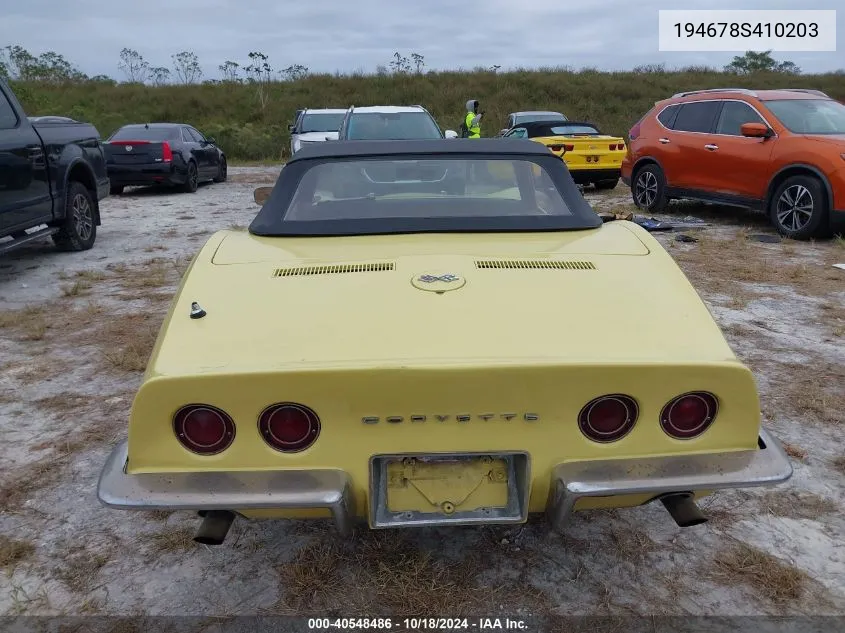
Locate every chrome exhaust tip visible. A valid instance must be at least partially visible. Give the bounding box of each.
[659,492,708,528]
[194,510,235,545]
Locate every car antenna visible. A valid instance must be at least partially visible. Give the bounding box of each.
[145,123,149,129]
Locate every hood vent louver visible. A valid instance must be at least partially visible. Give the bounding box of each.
[475,259,596,270]
[273,262,395,277]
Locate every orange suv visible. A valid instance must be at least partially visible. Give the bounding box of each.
[621,88,845,239]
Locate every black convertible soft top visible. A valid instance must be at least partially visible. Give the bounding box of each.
[251,140,602,236]
[287,138,550,162]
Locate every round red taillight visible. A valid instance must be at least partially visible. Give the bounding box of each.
[173,405,235,455]
[259,403,320,452]
[661,392,718,439]
[578,394,638,442]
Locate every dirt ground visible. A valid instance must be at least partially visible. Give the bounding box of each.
[1,167,843,622]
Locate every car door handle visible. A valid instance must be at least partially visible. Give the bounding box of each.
[25,144,46,165]
[658,138,671,144]
[705,144,719,151]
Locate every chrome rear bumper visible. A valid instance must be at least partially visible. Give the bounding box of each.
[546,428,793,531]
[98,428,792,535]
[97,440,354,535]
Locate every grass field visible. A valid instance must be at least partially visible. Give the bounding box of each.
[10,68,845,161]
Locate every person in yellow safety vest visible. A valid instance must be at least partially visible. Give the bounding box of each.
[463,100,484,138]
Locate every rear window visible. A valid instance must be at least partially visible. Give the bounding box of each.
[514,113,567,124]
[546,124,600,135]
[249,154,602,236]
[286,159,572,220]
[109,126,180,141]
[346,112,442,140]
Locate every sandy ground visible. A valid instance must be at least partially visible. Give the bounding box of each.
[1,167,844,623]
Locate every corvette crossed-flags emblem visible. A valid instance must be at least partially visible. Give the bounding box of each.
[417,274,461,283]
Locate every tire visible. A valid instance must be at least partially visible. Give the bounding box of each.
[595,178,619,191]
[213,157,227,183]
[52,182,96,252]
[182,161,198,193]
[110,185,124,195]
[769,175,828,240]
[631,164,669,213]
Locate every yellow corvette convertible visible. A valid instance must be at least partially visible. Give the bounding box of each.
[97,139,792,544]
[502,120,627,190]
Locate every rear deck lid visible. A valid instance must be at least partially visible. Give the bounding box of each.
[211,223,650,266]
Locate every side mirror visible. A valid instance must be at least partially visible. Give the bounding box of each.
[288,124,296,133]
[253,186,273,206]
[499,129,509,136]
[444,130,458,139]
[741,122,773,138]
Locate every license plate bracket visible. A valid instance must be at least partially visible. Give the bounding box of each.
[369,452,530,528]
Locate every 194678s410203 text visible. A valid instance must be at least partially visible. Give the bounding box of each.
[97,139,792,544]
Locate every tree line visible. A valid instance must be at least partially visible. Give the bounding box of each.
[0,45,819,86]
[0,45,432,85]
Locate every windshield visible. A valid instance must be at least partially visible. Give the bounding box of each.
[764,99,845,135]
[249,155,601,236]
[514,113,566,124]
[346,112,442,140]
[300,112,345,133]
[109,126,179,141]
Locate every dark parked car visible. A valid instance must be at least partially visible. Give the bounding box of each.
[104,123,227,194]
[497,111,568,136]
[0,79,109,255]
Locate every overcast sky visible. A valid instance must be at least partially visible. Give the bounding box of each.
[1,0,842,78]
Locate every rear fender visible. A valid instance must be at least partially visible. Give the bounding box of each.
[632,156,665,181]
[63,158,101,225]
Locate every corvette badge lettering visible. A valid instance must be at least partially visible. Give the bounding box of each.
[363,413,539,424]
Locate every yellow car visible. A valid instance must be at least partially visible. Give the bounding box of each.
[97,139,792,544]
[503,120,627,190]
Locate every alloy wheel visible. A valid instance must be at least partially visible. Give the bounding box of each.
[776,185,814,232]
[72,194,93,241]
[635,171,658,208]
